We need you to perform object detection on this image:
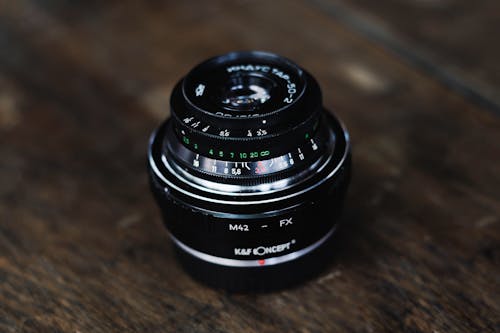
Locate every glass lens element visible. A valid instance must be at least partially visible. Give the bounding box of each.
[219,74,274,111]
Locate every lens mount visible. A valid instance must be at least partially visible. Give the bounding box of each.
[148,51,351,291]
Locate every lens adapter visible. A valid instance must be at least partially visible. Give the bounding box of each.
[148,51,351,291]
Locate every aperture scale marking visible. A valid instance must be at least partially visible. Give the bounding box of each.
[180,115,274,139]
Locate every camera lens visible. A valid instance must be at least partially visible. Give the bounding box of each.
[148,51,351,291]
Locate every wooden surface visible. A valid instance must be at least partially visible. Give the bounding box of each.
[313,0,500,111]
[0,1,499,332]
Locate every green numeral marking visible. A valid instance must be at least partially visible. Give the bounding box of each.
[250,152,259,158]
[182,136,190,144]
[239,152,247,159]
[230,152,235,158]
[193,143,198,150]
[209,149,214,155]
[305,133,310,139]
[218,151,224,157]
[260,150,270,157]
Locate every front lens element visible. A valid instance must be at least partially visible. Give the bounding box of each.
[183,51,306,118]
[219,73,274,111]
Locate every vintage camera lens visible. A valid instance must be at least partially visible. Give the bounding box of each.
[148,51,351,291]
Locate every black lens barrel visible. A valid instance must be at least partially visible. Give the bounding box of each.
[148,51,351,291]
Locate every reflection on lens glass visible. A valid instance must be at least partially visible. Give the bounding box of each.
[219,73,275,111]
[221,84,271,109]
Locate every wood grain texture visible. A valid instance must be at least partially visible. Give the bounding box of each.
[0,0,499,332]
[313,0,500,112]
